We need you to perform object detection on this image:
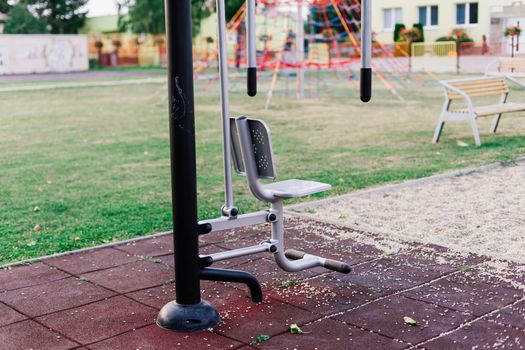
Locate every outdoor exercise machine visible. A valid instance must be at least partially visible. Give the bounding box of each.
[157,0,372,332]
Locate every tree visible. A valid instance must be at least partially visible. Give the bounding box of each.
[225,0,244,21]
[118,0,165,35]
[27,0,88,34]
[3,2,48,34]
[0,0,12,14]
[118,0,243,37]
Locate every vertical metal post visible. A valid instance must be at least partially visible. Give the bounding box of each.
[297,0,305,99]
[157,0,220,332]
[456,38,460,75]
[246,0,257,96]
[360,0,372,102]
[217,0,236,217]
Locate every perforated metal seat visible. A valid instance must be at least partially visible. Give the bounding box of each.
[263,179,331,199]
[230,117,331,201]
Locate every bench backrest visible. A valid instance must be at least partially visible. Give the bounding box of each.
[445,78,509,100]
[499,58,525,72]
[230,117,277,180]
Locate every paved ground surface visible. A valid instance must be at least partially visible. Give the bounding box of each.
[0,216,523,349]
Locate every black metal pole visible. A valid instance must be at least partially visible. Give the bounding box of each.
[166,0,200,307]
[157,0,220,332]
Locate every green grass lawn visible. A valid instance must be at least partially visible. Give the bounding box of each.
[1,72,524,264]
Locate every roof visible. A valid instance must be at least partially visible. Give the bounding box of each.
[80,14,128,35]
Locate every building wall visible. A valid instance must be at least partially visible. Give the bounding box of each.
[372,0,522,43]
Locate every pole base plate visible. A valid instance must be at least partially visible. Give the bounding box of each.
[156,300,220,332]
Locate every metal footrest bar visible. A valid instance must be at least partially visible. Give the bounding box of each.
[284,249,351,274]
[200,267,263,303]
[207,242,276,263]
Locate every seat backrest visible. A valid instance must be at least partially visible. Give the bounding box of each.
[230,117,277,180]
[445,77,509,100]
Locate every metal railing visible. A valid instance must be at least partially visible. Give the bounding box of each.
[411,42,457,57]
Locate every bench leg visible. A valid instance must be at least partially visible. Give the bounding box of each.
[490,114,502,133]
[433,100,450,144]
[470,115,482,146]
[432,119,445,144]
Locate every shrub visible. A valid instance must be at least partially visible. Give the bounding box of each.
[436,28,473,43]
[412,23,424,43]
[394,23,406,42]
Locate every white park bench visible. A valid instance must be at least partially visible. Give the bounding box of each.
[485,57,525,88]
[433,76,525,146]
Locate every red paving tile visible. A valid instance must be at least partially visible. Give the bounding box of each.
[81,259,173,293]
[36,295,157,345]
[45,247,137,275]
[0,319,79,350]
[87,324,242,350]
[213,226,270,250]
[214,294,320,344]
[250,317,406,350]
[333,295,473,345]
[267,274,383,315]
[126,280,253,311]
[314,237,384,266]
[115,234,174,257]
[0,263,69,292]
[0,277,115,317]
[231,258,324,291]
[0,302,26,327]
[392,244,487,274]
[200,224,268,247]
[486,299,525,330]
[404,268,523,317]
[156,244,251,268]
[334,256,443,295]
[423,319,525,349]
[1,216,524,348]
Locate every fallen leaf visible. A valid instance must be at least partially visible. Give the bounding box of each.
[279,279,298,288]
[33,206,40,212]
[27,240,36,247]
[33,224,41,232]
[290,324,303,334]
[250,335,271,345]
[403,316,417,326]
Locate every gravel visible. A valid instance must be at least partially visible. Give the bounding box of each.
[292,161,525,264]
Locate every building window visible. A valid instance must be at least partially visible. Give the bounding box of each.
[418,5,438,27]
[383,8,403,31]
[456,2,478,25]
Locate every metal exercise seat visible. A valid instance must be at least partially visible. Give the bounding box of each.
[197,117,351,276]
[230,117,332,199]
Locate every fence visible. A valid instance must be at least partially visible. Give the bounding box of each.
[88,34,167,67]
[409,41,507,73]
[0,35,88,75]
